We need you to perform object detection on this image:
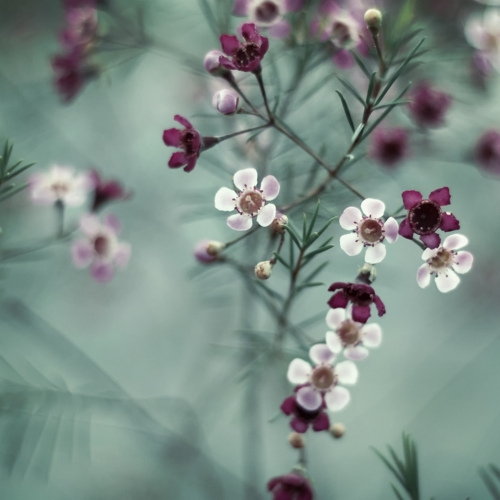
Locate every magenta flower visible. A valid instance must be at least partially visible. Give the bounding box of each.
[219,23,269,73]
[327,282,386,324]
[267,473,314,500]
[398,187,460,249]
[408,82,452,128]
[287,344,358,413]
[60,4,98,49]
[475,129,500,174]
[417,234,473,293]
[72,214,131,283]
[89,170,130,212]
[280,391,330,433]
[162,115,202,173]
[214,168,280,231]
[369,128,410,167]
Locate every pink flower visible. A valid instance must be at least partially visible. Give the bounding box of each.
[162,115,202,173]
[398,187,460,249]
[407,82,452,128]
[475,129,500,174]
[28,165,92,206]
[214,168,280,231]
[465,9,500,71]
[339,198,399,264]
[60,4,98,49]
[369,128,410,167]
[417,234,473,293]
[280,391,330,433]
[287,344,358,413]
[72,214,131,282]
[267,473,314,500]
[248,0,284,28]
[219,23,269,73]
[89,170,130,212]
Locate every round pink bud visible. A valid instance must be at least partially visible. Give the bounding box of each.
[203,50,226,75]
[255,260,273,279]
[212,89,241,115]
[194,239,223,263]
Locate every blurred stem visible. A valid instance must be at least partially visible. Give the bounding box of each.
[215,123,271,143]
[55,201,65,238]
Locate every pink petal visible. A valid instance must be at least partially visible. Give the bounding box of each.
[220,34,240,56]
[219,55,237,70]
[352,305,370,323]
[284,0,303,11]
[256,204,276,227]
[232,0,249,15]
[309,344,336,365]
[361,323,382,347]
[114,243,131,268]
[364,243,386,264]
[325,332,342,354]
[184,158,197,173]
[168,151,188,168]
[162,128,182,147]
[234,168,258,190]
[268,19,291,38]
[79,214,101,237]
[174,114,192,129]
[335,360,358,385]
[287,358,312,384]
[416,264,431,288]
[402,190,422,210]
[104,214,121,234]
[312,412,330,432]
[324,386,350,412]
[241,22,260,43]
[453,251,473,274]
[227,213,253,231]
[429,186,451,206]
[259,36,269,57]
[72,240,94,268]
[344,346,369,360]
[260,175,280,200]
[91,261,114,283]
[384,217,399,243]
[339,206,362,230]
[435,270,460,293]
[332,49,354,69]
[420,232,440,249]
[214,187,237,211]
[296,386,322,411]
[339,233,363,256]
[361,198,385,218]
[325,308,345,329]
[443,234,468,251]
[398,218,414,239]
[440,212,460,232]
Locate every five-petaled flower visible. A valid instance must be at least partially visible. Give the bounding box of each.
[267,473,314,500]
[325,308,382,361]
[214,167,280,231]
[407,82,452,128]
[417,234,473,293]
[287,344,358,414]
[280,390,330,433]
[369,128,410,167]
[327,282,386,324]
[219,23,269,72]
[398,187,460,249]
[339,198,399,264]
[72,214,131,283]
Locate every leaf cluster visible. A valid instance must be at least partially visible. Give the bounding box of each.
[0,140,35,203]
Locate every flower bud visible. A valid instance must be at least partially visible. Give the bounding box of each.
[329,422,346,439]
[212,89,241,116]
[203,50,227,76]
[255,260,273,280]
[206,240,225,256]
[194,239,223,263]
[270,213,288,234]
[364,8,382,34]
[288,432,305,449]
[356,262,377,285]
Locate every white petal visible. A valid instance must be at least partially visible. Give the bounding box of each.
[114,243,131,268]
[340,233,363,256]
[309,343,336,364]
[435,270,460,293]
[233,168,258,190]
[227,213,253,231]
[465,17,487,50]
[335,360,358,385]
[361,198,385,218]
[63,191,87,207]
[325,331,343,354]
[422,247,438,260]
[287,358,312,384]
[339,206,362,230]
[361,323,382,347]
[296,386,322,411]
[260,175,280,200]
[79,214,101,237]
[104,214,121,235]
[325,308,346,329]
[256,203,276,227]
[383,217,399,243]
[443,234,468,251]
[417,264,431,288]
[364,243,386,264]
[215,187,237,211]
[344,346,369,360]
[453,251,473,274]
[324,386,350,412]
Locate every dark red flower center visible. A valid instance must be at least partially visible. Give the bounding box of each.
[409,200,442,235]
[332,21,353,46]
[311,366,335,390]
[338,320,360,345]
[182,129,200,157]
[359,218,383,243]
[93,235,109,256]
[344,284,374,306]
[238,189,264,215]
[255,1,280,23]
[235,43,260,69]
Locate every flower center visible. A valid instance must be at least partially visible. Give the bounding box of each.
[409,200,442,235]
[338,320,361,346]
[359,218,384,244]
[93,234,109,256]
[255,1,280,23]
[182,129,199,157]
[429,248,453,270]
[238,189,264,215]
[331,21,354,47]
[311,365,335,390]
[236,43,260,68]
[344,284,374,306]
[51,182,70,197]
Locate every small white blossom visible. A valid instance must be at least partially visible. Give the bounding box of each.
[465,9,500,70]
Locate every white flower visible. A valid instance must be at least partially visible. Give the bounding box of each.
[417,234,473,293]
[248,0,284,27]
[28,165,92,207]
[287,344,358,413]
[214,167,280,231]
[325,308,382,361]
[339,198,399,264]
[329,11,361,48]
[465,9,500,70]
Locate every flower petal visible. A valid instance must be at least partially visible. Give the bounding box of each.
[168,151,188,168]
[453,251,473,274]
[435,270,460,293]
[104,214,121,234]
[91,261,114,283]
[324,386,350,412]
[417,264,431,288]
[162,128,182,147]
[384,217,399,243]
[312,412,330,432]
[287,358,312,384]
[325,308,346,329]
[361,323,382,347]
[215,187,237,211]
[233,168,258,190]
[440,212,460,232]
[420,233,441,249]
[327,291,348,309]
[256,203,276,227]
[361,198,385,218]
[260,175,280,200]
[114,243,131,268]
[290,417,309,433]
[335,360,358,385]
[339,206,362,230]
[325,331,343,354]
[402,190,422,210]
[429,186,451,206]
[227,213,253,231]
[422,247,438,260]
[364,243,386,264]
[351,305,370,323]
[72,240,93,268]
[398,218,414,239]
[443,234,468,251]
[280,396,296,415]
[309,344,336,365]
[79,214,101,237]
[174,115,192,128]
[344,346,369,360]
[340,233,363,256]
[296,386,322,411]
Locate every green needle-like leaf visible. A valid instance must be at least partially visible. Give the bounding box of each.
[337,77,366,106]
[335,91,355,132]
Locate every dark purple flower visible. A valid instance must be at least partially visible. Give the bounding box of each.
[89,170,130,212]
[398,187,460,249]
[327,282,385,324]
[408,82,452,128]
[369,128,410,167]
[475,129,500,175]
[162,115,203,173]
[280,392,330,434]
[219,23,269,73]
[267,473,314,500]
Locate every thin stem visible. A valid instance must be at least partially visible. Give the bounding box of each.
[269,233,285,266]
[215,123,271,143]
[224,224,261,249]
[226,78,263,117]
[254,67,274,122]
[55,201,65,238]
[372,34,387,76]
